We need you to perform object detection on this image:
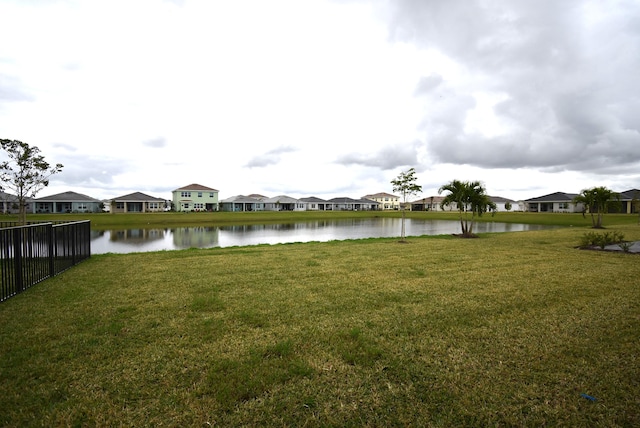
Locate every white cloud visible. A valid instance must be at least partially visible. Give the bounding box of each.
[0,0,637,203]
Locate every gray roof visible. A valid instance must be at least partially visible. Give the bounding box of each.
[220,195,262,203]
[0,191,22,202]
[525,192,578,202]
[112,192,165,202]
[355,198,380,205]
[173,183,219,192]
[35,191,101,202]
[327,197,379,205]
[261,195,300,204]
[412,196,446,203]
[300,196,327,203]
[619,189,640,200]
[327,197,361,203]
[362,192,399,199]
[489,196,516,203]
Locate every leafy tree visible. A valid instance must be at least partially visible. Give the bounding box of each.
[391,168,422,242]
[572,186,620,228]
[438,179,496,238]
[504,201,512,211]
[0,139,63,224]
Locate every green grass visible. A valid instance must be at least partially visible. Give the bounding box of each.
[0,223,639,426]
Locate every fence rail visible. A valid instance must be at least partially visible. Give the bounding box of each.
[0,220,91,302]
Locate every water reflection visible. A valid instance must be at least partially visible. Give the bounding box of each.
[173,227,219,248]
[90,218,558,254]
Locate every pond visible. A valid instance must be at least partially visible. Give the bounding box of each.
[90,218,558,254]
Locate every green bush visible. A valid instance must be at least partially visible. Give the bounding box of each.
[580,230,625,249]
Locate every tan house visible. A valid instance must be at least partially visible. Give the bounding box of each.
[362,192,400,210]
[110,192,166,213]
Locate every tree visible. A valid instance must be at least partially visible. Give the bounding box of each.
[0,139,63,224]
[573,186,620,228]
[438,179,496,238]
[391,168,422,242]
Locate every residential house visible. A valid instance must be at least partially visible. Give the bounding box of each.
[489,196,520,212]
[300,196,329,211]
[261,195,306,211]
[362,192,400,210]
[410,195,516,212]
[110,192,166,213]
[172,183,219,212]
[525,192,582,213]
[0,191,32,214]
[326,197,379,211]
[620,189,640,214]
[411,196,457,212]
[33,191,103,213]
[219,195,264,212]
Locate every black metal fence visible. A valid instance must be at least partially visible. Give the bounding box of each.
[0,220,91,302]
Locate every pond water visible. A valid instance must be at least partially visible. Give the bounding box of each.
[90,218,557,254]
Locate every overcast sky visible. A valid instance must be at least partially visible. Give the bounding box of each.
[1,0,638,202]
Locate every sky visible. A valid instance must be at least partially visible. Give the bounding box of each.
[1,0,638,202]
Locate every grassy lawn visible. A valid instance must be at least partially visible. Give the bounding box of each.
[0,221,639,426]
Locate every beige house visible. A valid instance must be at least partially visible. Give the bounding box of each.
[362,192,400,210]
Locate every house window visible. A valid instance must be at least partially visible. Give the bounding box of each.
[181,191,191,198]
[198,192,203,198]
[77,203,87,212]
[183,203,190,209]
[209,192,214,198]
[148,202,159,210]
[194,203,204,209]
[558,202,568,209]
[116,202,125,210]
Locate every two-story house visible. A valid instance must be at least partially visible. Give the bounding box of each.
[362,192,400,210]
[172,184,219,212]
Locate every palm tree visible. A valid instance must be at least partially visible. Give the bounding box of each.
[573,186,620,228]
[438,180,496,238]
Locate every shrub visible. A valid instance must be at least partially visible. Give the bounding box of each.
[580,231,625,249]
[618,241,632,253]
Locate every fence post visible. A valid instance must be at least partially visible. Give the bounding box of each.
[13,227,23,293]
[72,223,77,265]
[48,223,55,278]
